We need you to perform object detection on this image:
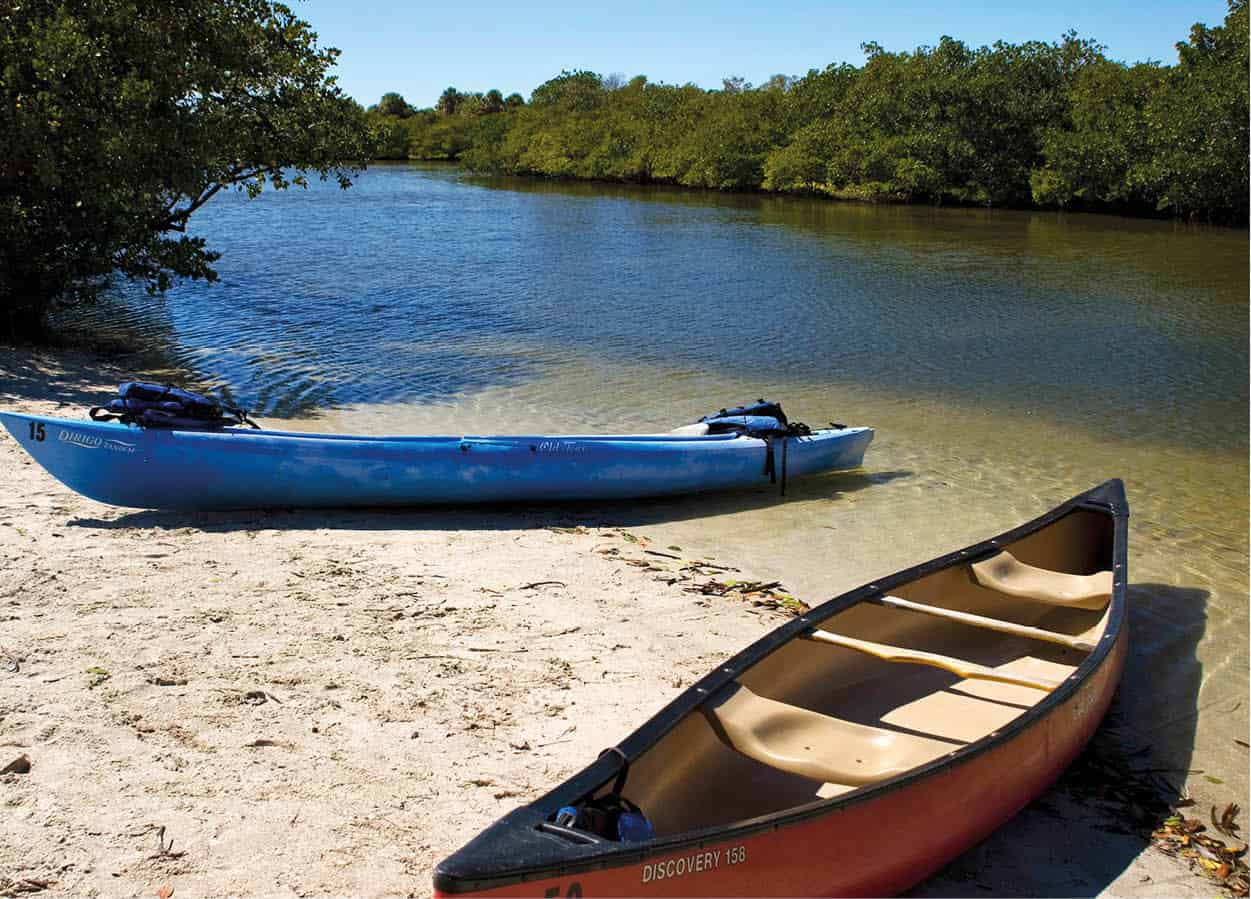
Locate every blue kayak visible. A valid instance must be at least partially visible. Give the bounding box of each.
[0,411,873,510]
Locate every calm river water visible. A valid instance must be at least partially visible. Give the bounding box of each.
[92,163,1248,809]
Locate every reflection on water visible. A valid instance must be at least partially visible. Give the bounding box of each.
[73,163,1248,804]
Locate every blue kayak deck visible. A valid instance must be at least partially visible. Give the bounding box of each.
[0,412,874,510]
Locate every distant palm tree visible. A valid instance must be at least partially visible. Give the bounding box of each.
[437,87,461,116]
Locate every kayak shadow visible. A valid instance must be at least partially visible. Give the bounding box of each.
[66,468,913,533]
[909,582,1208,898]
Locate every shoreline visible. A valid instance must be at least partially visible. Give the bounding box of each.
[380,159,1250,230]
[0,343,1239,898]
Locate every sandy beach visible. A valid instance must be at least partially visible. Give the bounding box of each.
[0,345,1241,898]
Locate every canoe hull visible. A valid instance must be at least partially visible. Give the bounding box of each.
[0,412,872,510]
[434,628,1126,897]
[434,481,1130,898]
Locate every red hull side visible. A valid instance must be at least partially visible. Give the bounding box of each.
[435,629,1126,898]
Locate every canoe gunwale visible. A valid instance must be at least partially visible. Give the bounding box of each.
[433,479,1129,894]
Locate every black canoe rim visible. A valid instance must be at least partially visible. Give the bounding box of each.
[434,479,1129,893]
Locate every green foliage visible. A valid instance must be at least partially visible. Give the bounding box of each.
[1140,0,1248,220]
[362,85,523,162]
[0,0,374,338]
[530,70,606,112]
[384,5,1246,225]
[375,92,413,118]
[1031,61,1164,210]
[436,86,462,117]
[1032,1,1247,221]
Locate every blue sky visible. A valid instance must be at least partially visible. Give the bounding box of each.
[297,1,1233,108]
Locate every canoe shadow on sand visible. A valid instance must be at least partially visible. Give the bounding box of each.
[911,583,1209,898]
[65,468,913,533]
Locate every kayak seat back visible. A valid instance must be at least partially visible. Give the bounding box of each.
[703,683,958,788]
[970,551,1112,610]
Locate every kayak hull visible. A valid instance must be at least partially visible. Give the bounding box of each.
[0,412,872,510]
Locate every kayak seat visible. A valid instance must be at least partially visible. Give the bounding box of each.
[970,551,1112,610]
[704,683,958,787]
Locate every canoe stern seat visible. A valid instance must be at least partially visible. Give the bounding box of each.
[704,683,958,787]
[970,551,1112,610]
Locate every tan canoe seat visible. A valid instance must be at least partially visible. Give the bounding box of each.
[704,683,958,787]
[970,551,1112,610]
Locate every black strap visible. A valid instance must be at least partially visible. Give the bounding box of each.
[599,746,630,795]
[780,437,789,497]
[763,437,776,483]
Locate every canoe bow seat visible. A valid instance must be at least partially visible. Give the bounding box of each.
[704,683,957,787]
[970,551,1112,610]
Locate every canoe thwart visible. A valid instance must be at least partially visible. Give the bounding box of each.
[970,551,1112,610]
[803,629,1062,691]
[704,683,958,787]
[870,594,1098,652]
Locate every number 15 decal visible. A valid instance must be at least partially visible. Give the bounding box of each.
[28,421,45,442]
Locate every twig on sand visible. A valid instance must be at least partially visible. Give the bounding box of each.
[537,725,577,748]
[680,560,737,572]
[537,626,582,639]
[518,581,566,590]
[468,646,528,654]
[146,825,186,860]
[0,877,57,894]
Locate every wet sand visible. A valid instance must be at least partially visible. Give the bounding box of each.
[0,345,1243,898]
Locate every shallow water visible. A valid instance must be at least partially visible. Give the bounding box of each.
[83,163,1248,807]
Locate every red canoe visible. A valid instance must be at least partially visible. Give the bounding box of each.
[434,481,1129,897]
